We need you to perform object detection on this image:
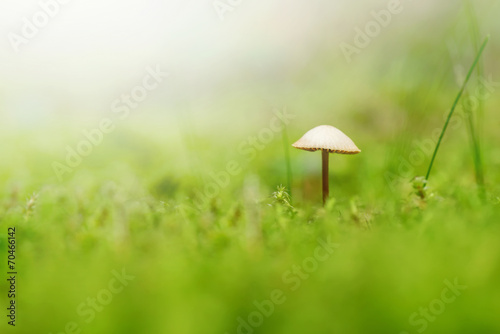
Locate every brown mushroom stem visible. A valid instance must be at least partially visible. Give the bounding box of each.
[322,149,329,205]
[292,125,360,205]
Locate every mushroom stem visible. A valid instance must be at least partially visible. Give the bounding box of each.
[321,149,329,205]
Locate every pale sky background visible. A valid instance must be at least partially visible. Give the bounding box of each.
[0,1,340,118]
[0,0,498,126]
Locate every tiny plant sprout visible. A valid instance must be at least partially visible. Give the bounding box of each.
[292,125,360,205]
[412,176,428,200]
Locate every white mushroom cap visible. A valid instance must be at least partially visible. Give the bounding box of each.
[292,125,361,154]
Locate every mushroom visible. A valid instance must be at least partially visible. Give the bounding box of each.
[292,125,360,205]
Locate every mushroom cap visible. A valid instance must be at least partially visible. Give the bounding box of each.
[292,125,361,154]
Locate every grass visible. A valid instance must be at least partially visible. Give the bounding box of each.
[424,35,489,182]
[465,0,486,200]
[281,120,293,201]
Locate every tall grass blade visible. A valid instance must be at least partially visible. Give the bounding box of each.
[463,97,484,196]
[465,1,486,200]
[425,35,489,181]
[281,121,293,201]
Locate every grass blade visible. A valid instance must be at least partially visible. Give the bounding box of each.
[465,1,486,199]
[425,35,489,181]
[281,121,293,201]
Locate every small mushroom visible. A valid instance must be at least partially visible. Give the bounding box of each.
[292,125,360,205]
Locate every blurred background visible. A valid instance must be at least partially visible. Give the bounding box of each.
[1,0,500,188]
[1,0,499,193]
[1,0,498,122]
